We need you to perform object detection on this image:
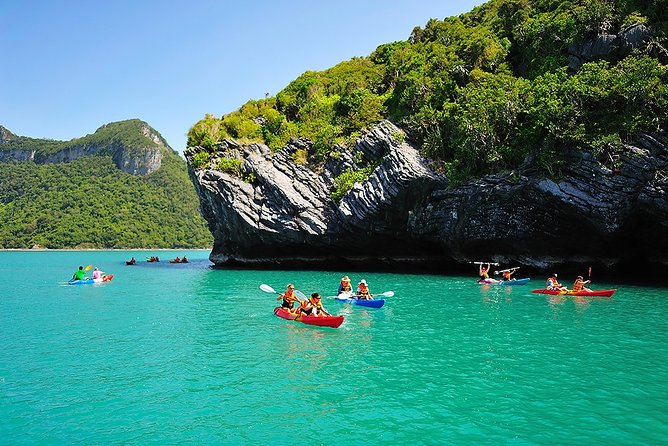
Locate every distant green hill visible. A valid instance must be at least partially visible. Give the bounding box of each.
[187,0,667,182]
[0,120,212,249]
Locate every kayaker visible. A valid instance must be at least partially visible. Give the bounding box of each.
[338,276,353,295]
[572,276,592,293]
[277,284,300,315]
[181,256,188,263]
[72,266,87,281]
[356,279,372,300]
[92,267,105,280]
[546,273,568,291]
[479,263,491,280]
[300,293,331,317]
[502,268,515,281]
[128,257,136,265]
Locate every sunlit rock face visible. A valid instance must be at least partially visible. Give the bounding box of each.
[187,120,668,275]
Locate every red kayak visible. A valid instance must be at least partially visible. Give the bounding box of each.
[273,307,344,328]
[531,288,616,297]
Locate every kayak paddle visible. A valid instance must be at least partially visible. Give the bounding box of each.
[85,264,93,271]
[260,284,278,294]
[372,291,394,297]
[260,284,306,304]
[494,267,520,275]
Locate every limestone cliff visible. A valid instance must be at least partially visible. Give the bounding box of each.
[0,119,167,175]
[186,120,668,274]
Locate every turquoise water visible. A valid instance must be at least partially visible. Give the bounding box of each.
[1,251,666,445]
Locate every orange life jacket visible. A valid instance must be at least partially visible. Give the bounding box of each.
[572,279,584,292]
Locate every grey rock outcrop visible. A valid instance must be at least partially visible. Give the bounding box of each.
[567,24,665,72]
[186,121,668,273]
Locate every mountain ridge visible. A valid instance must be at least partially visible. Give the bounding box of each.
[0,120,212,249]
[0,119,169,175]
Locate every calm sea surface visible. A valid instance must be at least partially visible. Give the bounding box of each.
[0,250,666,445]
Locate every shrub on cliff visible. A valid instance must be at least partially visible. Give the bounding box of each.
[188,0,668,180]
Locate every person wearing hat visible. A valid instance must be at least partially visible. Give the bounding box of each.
[546,273,567,291]
[299,293,331,317]
[356,279,372,300]
[572,275,591,293]
[92,267,105,281]
[338,275,353,296]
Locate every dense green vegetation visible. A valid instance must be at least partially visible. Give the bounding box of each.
[188,0,668,182]
[0,122,213,249]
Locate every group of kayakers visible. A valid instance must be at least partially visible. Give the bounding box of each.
[71,265,107,281]
[338,275,373,299]
[276,284,332,317]
[477,262,593,293]
[276,275,378,318]
[479,263,518,281]
[545,273,591,292]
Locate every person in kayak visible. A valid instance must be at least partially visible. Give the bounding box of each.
[546,273,568,291]
[92,267,105,280]
[277,284,300,315]
[338,276,353,295]
[72,266,87,281]
[479,263,491,280]
[502,268,516,281]
[300,293,331,317]
[572,276,592,293]
[356,279,372,300]
[181,256,188,263]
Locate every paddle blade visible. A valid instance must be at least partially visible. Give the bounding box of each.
[380,291,395,297]
[294,290,307,300]
[260,284,277,294]
[84,264,93,271]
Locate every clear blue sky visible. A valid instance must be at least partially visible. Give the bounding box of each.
[1,0,485,154]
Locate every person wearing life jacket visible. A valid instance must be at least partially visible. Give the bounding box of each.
[546,273,568,291]
[572,276,591,293]
[338,275,353,296]
[479,263,491,280]
[276,283,300,315]
[300,293,331,317]
[356,279,372,300]
[502,269,515,281]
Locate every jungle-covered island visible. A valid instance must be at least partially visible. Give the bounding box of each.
[185,0,668,276]
[0,120,212,249]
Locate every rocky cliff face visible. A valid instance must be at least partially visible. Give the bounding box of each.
[186,121,668,274]
[0,121,164,175]
[568,24,668,73]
